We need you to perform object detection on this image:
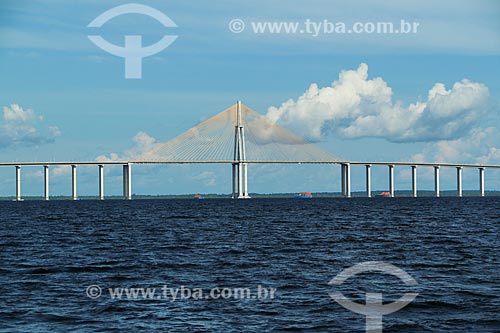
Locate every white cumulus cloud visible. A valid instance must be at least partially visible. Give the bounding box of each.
[0,104,61,148]
[266,63,490,143]
[96,131,159,161]
[411,127,500,164]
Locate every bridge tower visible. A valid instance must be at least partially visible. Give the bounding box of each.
[232,100,250,199]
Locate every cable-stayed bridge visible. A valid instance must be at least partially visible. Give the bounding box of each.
[1,101,499,200]
[135,101,338,198]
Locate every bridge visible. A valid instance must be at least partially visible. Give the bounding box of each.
[1,101,499,200]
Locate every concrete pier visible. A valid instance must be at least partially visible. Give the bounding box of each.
[340,163,351,198]
[345,163,351,198]
[44,165,49,200]
[457,167,463,197]
[341,164,346,196]
[99,165,104,200]
[434,166,440,197]
[72,165,77,200]
[238,162,243,198]
[365,164,371,198]
[122,163,132,200]
[389,165,394,197]
[243,162,248,197]
[233,161,249,199]
[231,163,236,199]
[15,166,21,201]
[411,165,417,198]
[479,167,485,197]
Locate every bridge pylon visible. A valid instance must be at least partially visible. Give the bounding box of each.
[232,100,250,199]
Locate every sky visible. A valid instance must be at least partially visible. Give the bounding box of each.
[0,0,499,197]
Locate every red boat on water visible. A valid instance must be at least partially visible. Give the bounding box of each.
[295,192,313,199]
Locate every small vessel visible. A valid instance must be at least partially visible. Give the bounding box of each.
[194,194,204,200]
[377,191,391,197]
[295,192,312,199]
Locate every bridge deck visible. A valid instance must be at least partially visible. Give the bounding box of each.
[0,160,499,168]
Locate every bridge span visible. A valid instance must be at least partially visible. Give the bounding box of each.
[1,101,498,200]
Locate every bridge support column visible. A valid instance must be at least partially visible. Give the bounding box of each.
[479,167,485,197]
[44,165,49,201]
[232,162,249,199]
[389,165,395,197]
[123,163,132,200]
[411,165,417,198]
[237,162,243,198]
[365,164,371,198]
[341,164,345,196]
[15,166,21,201]
[457,167,463,197]
[231,163,236,198]
[434,166,440,198]
[72,165,77,200]
[340,163,351,197]
[99,165,104,200]
[343,163,351,198]
[243,162,248,197]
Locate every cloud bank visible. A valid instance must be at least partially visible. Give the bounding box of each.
[0,104,61,148]
[412,127,500,165]
[267,63,489,143]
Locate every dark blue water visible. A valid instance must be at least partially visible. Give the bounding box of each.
[0,198,499,332]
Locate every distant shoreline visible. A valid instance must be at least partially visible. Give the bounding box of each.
[1,190,499,200]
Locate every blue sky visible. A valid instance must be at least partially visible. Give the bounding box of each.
[0,0,499,196]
